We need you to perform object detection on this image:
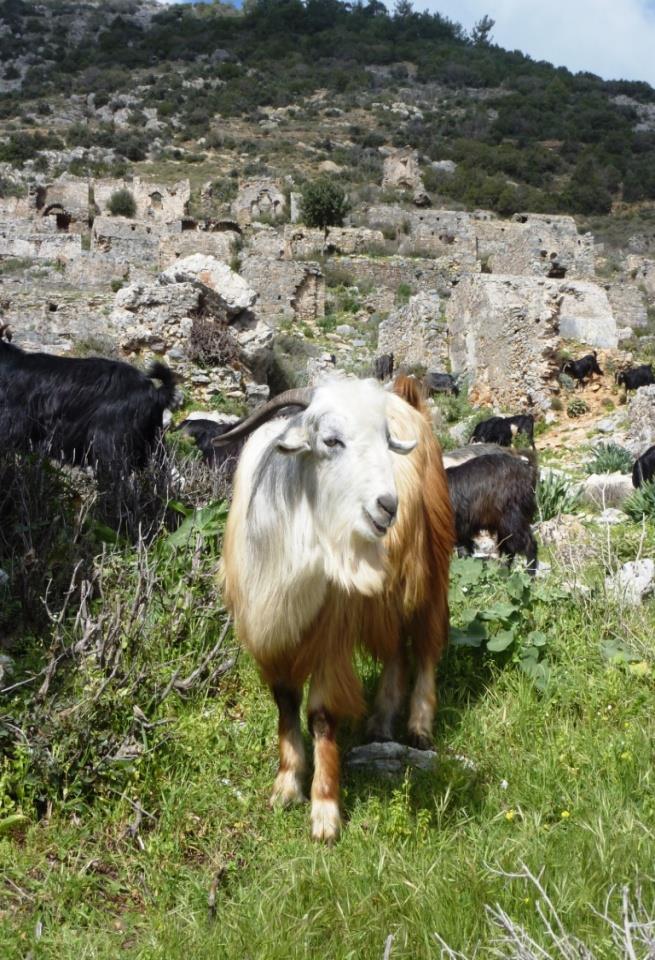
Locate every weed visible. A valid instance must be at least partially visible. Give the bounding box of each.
[585,443,633,475]
[567,397,589,418]
[537,471,581,520]
[624,480,655,521]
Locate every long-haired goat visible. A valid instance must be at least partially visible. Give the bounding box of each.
[217,376,454,842]
[633,445,655,488]
[0,339,177,472]
[446,451,538,571]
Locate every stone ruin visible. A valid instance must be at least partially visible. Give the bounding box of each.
[232,179,287,225]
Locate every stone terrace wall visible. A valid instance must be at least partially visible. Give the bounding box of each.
[330,254,466,313]
[475,213,595,279]
[93,177,190,222]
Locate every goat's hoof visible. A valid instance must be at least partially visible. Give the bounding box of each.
[365,727,393,744]
[310,800,341,844]
[407,732,434,751]
[269,771,306,808]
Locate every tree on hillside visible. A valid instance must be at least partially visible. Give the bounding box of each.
[471,14,495,46]
[300,179,350,229]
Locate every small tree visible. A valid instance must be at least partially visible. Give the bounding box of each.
[107,188,136,218]
[471,14,495,46]
[300,178,350,229]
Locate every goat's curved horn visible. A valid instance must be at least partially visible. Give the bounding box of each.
[212,387,314,446]
[388,434,417,454]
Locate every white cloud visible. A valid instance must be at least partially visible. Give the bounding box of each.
[413,0,655,87]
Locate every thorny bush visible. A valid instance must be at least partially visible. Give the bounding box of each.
[0,445,234,820]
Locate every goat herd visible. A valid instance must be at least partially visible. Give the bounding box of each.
[2,327,655,841]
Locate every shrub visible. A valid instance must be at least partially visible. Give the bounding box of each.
[585,443,633,475]
[107,188,136,217]
[188,317,240,368]
[537,471,581,521]
[300,178,350,229]
[623,481,655,521]
[550,396,563,412]
[567,397,589,418]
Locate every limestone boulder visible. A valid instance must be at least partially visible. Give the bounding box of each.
[382,147,424,192]
[160,255,256,317]
[606,559,655,606]
[582,472,634,508]
[110,281,200,351]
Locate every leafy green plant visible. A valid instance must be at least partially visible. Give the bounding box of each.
[300,178,350,228]
[585,443,633,475]
[107,187,136,217]
[623,481,655,521]
[567,397,589,418]
[537,471,581,521]
[448,557,563,689]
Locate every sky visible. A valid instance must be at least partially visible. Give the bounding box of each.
[155,0,655,89]
[419,0,655,87]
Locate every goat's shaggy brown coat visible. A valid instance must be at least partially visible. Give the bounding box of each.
[220,375,454,840]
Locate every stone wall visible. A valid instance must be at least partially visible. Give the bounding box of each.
[91,216,163,262]
[39,174,89,224]
[329,254,465,313]
[0,231,82,261]
[377,291,447,371]
[606,280,648,330]
[93,177,190,222]
[625,255,655,303]
[446,275,562,410]
[241,256,325,324]
[475,213,595,279]
[159,228,239,269]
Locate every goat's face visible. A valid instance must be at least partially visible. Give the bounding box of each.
[276,379,416,544]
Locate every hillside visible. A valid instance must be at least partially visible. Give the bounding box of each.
[2,0,655,224]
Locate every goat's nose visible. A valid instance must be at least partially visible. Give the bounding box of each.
[377,493,398,521]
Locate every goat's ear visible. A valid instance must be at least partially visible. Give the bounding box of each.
[276,424,311,455]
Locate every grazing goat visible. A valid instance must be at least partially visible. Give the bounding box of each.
[561,351,603,385]
[446,452,538,571]
[424,371,460,397]
[374,352,394,382]
[443,443,530,469]
[217,376,454,842]
[471,414,535,449]
[632,445,655,488]
[616,364,655,391]
[173,415,243,477]
[0,339,176,471]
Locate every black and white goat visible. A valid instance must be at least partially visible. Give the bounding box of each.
[0,339,177,472]
[446,451,539,571]
[471,414,535,449]
[616,365,655,391]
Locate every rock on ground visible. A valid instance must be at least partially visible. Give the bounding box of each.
[160,254,256,316]
[605,559,655,605]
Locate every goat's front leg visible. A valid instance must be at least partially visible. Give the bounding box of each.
[269,684,306,807]
[308,681,341,843]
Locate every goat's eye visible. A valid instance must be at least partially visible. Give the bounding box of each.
[324,436,344,448]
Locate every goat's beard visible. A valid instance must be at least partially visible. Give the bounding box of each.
[316,519,388,597]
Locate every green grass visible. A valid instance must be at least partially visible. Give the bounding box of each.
[2,557,654,957]
[1,449,654,958]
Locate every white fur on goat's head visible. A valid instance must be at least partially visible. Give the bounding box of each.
[271,378,416,546]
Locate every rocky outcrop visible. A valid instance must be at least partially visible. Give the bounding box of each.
[446,275,561,410]
[606,280,647,330]
[159,254,257,316]
[377,291,447,371]
[624,385,655,455]
[381,147,424,193]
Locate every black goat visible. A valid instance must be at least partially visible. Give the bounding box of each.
[173,416,243,478]
[561,351,603,385]
[424,371,459,397]
[616,365,655,391]
[632,445,655,488]
[446,452,538,571]
[471,414,535,448]
[0,340,176,472]
[374,353,394,382]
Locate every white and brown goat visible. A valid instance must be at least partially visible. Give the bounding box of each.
[217,376,454,842]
